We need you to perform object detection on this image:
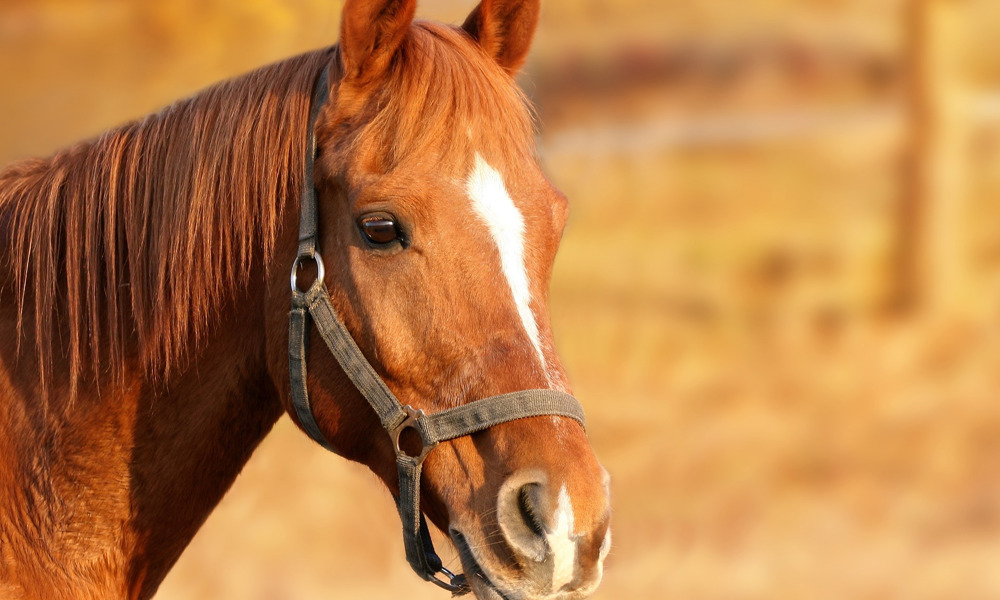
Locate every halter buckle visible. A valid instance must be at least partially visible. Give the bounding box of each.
[391,405,437,466]
[290,251,325,294]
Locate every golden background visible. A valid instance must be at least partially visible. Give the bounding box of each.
[3,0,1000,598]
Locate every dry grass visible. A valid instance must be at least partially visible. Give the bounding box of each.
[3,1,1000,599]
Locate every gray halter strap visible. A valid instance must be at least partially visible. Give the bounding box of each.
[288,64,586,594]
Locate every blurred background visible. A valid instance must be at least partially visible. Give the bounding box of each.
[4,0,1000,598]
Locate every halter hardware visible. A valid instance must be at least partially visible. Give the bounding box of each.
[287,63,586,595]
[429,566,467,593]
[391,405,438,466]
[290,251,325,294]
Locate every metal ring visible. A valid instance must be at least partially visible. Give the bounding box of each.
[430,567,469,593]
[391,405,437,466]
[290,251,325,293]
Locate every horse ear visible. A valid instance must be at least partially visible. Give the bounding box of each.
[462,0,540,74]
[340,0,417,84]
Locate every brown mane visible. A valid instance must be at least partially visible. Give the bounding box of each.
[0,50,331,399]
[0,22,535,403]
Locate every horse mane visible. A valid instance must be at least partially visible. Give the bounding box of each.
[0,49,332,398]
[0,21,535,402]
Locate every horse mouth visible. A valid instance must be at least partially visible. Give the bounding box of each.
[451,529,511,600]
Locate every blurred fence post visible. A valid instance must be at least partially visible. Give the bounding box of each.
[900,0,970,315]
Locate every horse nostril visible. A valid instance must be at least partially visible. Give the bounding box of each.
[517,483,546,538]
[497,475,549,562]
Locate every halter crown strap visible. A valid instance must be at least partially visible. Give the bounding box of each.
[288,64,338,452]
[288,63,587,595]
[296,65,330,260]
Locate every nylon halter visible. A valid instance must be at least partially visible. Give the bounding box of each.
[288,65,586,594]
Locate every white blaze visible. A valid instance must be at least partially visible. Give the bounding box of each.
[466,153,548,375]
[548,485,578,590]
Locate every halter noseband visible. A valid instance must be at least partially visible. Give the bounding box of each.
[288,65,586,594]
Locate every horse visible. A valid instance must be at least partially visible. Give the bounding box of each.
[0,1,611,599]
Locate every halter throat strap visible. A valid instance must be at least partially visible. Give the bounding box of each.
[288,63,586,595]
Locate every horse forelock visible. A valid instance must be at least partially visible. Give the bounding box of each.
[324,21,538,177]
[0,49,332,401]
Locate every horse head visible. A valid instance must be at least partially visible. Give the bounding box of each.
[264,2,612,598]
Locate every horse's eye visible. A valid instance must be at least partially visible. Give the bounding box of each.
[358,215,400,246]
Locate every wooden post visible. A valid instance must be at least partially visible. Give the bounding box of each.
[900,0,970,315]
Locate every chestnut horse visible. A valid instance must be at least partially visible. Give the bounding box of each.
[0,1,610,599]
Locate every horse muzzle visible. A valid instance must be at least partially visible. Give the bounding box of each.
[450,468,612,600]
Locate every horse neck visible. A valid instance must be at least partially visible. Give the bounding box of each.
[133,308,284,597]
[0,51,323,594]
[0,272,283,599]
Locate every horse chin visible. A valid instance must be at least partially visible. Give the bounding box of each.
[470,578,509,600]
[450,529,513,600]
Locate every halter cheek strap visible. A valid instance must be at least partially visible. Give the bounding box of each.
[288,64,586,594]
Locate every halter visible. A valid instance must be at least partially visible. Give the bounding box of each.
[288,65,586,593]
